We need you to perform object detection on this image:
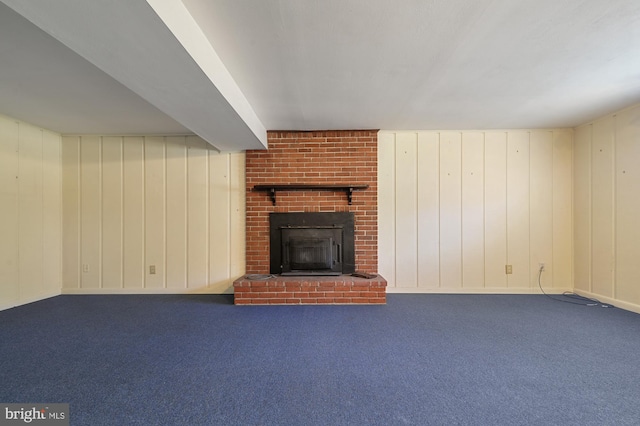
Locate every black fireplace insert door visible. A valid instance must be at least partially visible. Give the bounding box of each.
[269,212,355,276]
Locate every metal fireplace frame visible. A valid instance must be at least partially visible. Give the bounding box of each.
[269,212,355,276]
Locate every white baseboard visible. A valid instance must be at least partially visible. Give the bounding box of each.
[572,289,640,315]
[386,286,574,295]
[61,287,233,295]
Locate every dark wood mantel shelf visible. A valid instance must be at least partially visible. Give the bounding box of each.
[253,184,369,205]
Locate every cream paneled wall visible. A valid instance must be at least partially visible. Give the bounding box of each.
[574,104,640,313]
[379,130,573,293]
[0,114,62,310]
[62,135,245,294]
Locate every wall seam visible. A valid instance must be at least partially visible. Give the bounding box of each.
[16,123,21,300]
[41,130,45,296]
[185,138,190,289]
[588,125,593,293]
[505,132,509,288]
[482,132,486,289]
[99,137,103,290]
[551,132,555,289]
[570,130,575,291]
[162,137,168,289]
[528,132,532,288]
[227,153,232,282]
[437,132,442,289]
[205,145,210,289]
[120,137,124,289]
[142,137,147,289]
[78,136,83,289]
[612,115,617,300]
[460,132,464,289]
[414,132,419,288]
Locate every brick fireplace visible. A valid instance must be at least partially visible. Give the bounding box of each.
[233,130,386,305]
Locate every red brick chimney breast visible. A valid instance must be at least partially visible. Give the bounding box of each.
[245,130,379,274]
[237,130,384,305]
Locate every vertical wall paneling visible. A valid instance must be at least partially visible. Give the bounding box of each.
[529,131,553,289]
[62,137,81,289]
[229,152,246,283]
[61,135,244,294]
[209,151,231,291]
[377,132,396,287]
[144,136,166,289]
[590,117,615,298]
[1,115,62,309]
[19,125,44,297]
[552,131,573,289]
[380,129,572,293]
[573,125,591,292]
[80,136,101,288]
[394,133,418,287]
[614,107,640,305]
[417,132,440,289]
[484,132,508,288]
[42,130,62,294]
[165,136,188,289]
[101,137,123,289]
[123,137,145,289]
[461,132,484,288]
[439,132,462,289]
[0,116,19,304]
[506,132,530,288]
[186,136,209,289]
[572,103,640,313]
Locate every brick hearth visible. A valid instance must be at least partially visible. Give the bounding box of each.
[234,130,385,305]
[234,275,387,305]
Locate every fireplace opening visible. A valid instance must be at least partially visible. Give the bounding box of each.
[270,212,355,276]
[281,227,343,275]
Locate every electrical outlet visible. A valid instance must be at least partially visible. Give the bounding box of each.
[505,265,513,274]
[82,264,89,273]
[150,265,156,275]
[539,263,545,271]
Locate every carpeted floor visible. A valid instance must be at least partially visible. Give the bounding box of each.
[1,294,639,425]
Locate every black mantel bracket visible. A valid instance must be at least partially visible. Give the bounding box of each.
[253,184,369,205]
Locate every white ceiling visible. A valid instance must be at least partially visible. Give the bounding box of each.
[0,2,190,136]
[1,0,639,151]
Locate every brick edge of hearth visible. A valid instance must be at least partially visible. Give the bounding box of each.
[233,275,387,305]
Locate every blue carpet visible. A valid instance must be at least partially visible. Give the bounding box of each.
[1,294,639,425]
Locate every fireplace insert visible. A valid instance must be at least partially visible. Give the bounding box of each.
[269,212,355,275]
